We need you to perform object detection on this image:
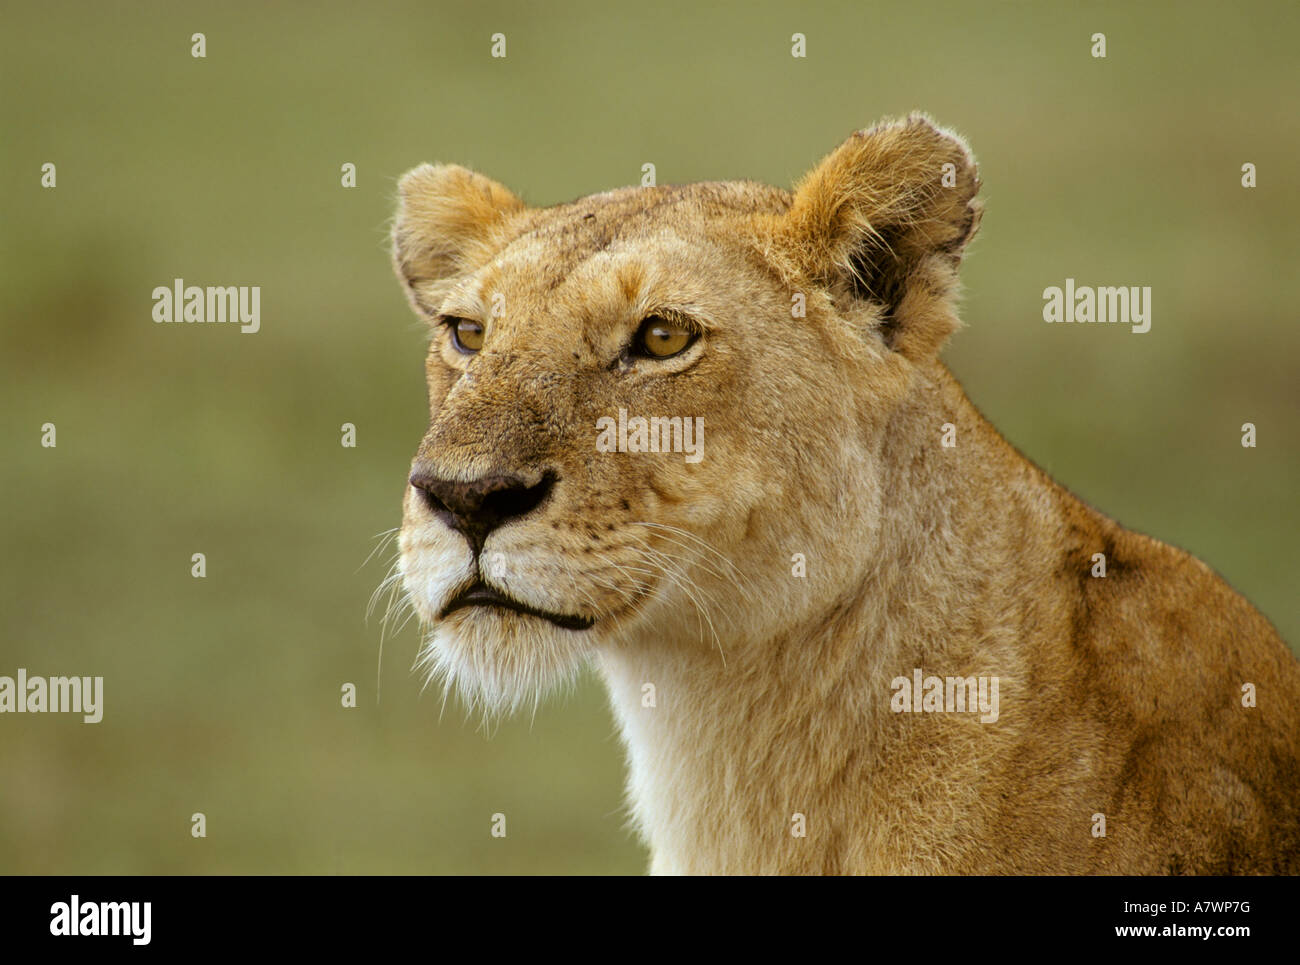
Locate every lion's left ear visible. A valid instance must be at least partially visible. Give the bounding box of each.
[779,114,982,359]
[391,163,527,317]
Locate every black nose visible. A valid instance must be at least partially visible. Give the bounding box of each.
[409,469,555,554]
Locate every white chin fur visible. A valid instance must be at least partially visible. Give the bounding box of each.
[414,607,592,716]
[399,535,595,715]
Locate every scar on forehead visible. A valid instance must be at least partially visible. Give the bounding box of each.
[618,262,646,303]
[476,265,503,305]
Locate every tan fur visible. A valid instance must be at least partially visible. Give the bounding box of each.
[390,114,1300,875]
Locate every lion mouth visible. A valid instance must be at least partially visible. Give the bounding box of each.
[441,580,596,631]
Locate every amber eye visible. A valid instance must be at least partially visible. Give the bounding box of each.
[634,315,696,359]
[445,317,484,353]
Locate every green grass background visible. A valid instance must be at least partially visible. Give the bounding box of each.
[1,0,1296,873]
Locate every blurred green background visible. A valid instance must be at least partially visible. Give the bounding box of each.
[1,0,1296,874]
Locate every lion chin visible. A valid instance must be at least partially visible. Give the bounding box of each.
[413,609,595,717]
[408,590,600,717]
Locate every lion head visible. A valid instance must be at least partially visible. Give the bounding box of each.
[391,115,981,713]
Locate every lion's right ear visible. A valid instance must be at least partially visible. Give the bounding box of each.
[391,164,526,316]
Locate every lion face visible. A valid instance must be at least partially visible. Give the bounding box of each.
[392,118,981,712]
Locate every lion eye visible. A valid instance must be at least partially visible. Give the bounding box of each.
[634,316,695,359]
[445,317,484,353]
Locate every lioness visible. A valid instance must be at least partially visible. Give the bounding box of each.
[390,115,1300,874]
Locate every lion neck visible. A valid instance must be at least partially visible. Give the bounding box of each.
[596,360,1051,874]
